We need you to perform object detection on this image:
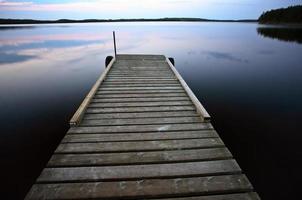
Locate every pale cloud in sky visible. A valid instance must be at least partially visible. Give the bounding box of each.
[0,0,301,19]
[0,0,204,11]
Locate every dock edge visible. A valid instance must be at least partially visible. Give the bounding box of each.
[69,57,116,126]
[166,57,211,122]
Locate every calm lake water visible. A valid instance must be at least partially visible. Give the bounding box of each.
[0,22,301,199]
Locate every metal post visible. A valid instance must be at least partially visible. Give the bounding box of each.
[113,31,117,57]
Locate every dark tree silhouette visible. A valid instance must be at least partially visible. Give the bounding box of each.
[259,5,302,24]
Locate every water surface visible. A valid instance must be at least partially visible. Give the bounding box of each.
[0,22,302,199]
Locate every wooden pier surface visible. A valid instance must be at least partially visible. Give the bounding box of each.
[26,54,259,199]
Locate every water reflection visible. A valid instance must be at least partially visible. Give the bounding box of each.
[0,22,301,199]
[0,52,36,64]
[257,26,302,44]
[202,51,248,63]
[0,25,36,30]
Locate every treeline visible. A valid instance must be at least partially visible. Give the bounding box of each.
[259,5,302,24]
[0,18,257,25]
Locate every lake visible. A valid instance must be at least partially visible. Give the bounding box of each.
[0,22,301,199]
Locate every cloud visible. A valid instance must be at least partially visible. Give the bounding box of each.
[0,0,205,12]
[0,1,33,6]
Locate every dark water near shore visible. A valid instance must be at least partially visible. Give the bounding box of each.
[0,22,302,199]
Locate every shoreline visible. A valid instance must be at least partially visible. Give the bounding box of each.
[0,18,258,25]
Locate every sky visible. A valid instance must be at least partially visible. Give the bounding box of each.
[0,0,301,20]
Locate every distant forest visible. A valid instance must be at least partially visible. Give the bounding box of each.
[0,18,257,25]
[259,5,302,24]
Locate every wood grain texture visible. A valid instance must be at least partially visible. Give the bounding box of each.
[26,175,253,199]
[38,160,241,183]
[55,138,224,153]
[48,148,232,167]
[62,130,218,143]
[84,111,198,119]
[81,116,201,126]
[85,105,196,113]
[68,123,213,133]
[91,96,190,102]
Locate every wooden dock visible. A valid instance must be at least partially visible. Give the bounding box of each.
[26,54,259,199]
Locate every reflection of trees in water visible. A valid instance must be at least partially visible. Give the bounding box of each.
[257,27,302,44]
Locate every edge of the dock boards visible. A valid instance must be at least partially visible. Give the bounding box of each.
[69,57,116,126]
[69,54,211,126]
[165,58,211,122]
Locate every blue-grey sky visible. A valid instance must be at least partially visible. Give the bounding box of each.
[0,0,301,20]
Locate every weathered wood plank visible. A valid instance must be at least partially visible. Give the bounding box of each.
[152,193,260,200]
[105,76,175,79]
[117,54,166,60]
[48,148,231,167]
[109,71,173,73]
[85,105,196,114]
[69,123,213,133]
[107,73,174,75]
[91,97,190,103]
[62,130,218,143]
[88,101,193,108]
[96,90,185,94]
[110,70,171,72]
[26,175,253,199]
[105,78,177,81]
[81,116,201,126]
[38,160,240,183]
[103,80,179,84]
[94,93,187,98]
[56,138,223,153]
[84,111,198,119]
[98,86,182,91]
[101,83,181,87]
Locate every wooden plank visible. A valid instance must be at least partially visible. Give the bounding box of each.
[69,57,116,126]
[94,93,187,98]
[107,74,174,77]
[105,78,177,81]
[99,87,182,91]
[105,76,175,79]
[114,67,171,69]
[101,83,181,87]
[104,80,179,84]
[167,58,211,122]
[84,111,198,119]
[96,90,185,94]
[117,54,166,60]
[81,116,201,126]
[26,175,253,199]
[48,148,231,167]
[103,79,178,83]
[109,71,173,73]
[110,69,171,72]
[56,138,223,153]
[69,123,213,133]
[107,73,174,76]
[38,160,240,183]
[91,97,190,103]
[62,130,218,143]
[152,193,260,200]
[88,101,193,108]
[85,105,196,114]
